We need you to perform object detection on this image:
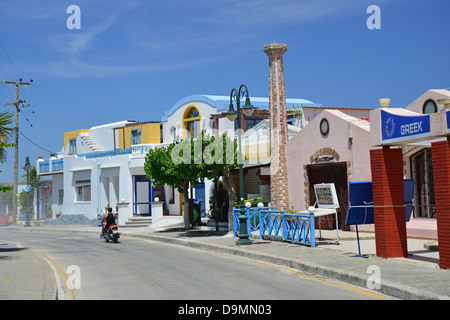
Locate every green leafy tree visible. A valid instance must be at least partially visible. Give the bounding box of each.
[144,130,238,229]
[202,132,238,230]
[18,166,39,216]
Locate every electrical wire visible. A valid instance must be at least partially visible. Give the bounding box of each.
[19,130,56,154]
[0,40,23,79]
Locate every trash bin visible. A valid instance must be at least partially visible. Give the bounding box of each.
[192,199,202,225]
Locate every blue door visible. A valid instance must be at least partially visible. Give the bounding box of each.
[195,183,206,217]
[134,175,152,215]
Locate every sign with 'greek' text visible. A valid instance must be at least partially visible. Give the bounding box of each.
[381,109,431,144]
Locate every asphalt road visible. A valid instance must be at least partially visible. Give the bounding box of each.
[1,228,384,300]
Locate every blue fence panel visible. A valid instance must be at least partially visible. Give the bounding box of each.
[283,213,316,247]
[259,210,285,239]
[233,207,315,247]
[233,206,274,236]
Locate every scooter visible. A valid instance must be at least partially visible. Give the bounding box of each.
[98,214,120,243]
[102,224,120,243]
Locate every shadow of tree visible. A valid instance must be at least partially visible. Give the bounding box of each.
[156,228,228,238]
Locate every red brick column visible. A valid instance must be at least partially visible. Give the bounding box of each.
[370,148,408,258]
[431,140,450,269]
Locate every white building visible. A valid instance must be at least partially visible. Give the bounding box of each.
[36,94,319,225]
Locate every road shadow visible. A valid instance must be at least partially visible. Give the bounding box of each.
[0,243,26,253]
[156,227,228,238]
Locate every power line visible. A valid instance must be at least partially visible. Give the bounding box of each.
[0,40,23,79]
[19,130,55,154]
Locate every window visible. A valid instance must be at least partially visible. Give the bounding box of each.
[75,180,91,202]
[186,120,200,139]
[423,99,437,114]
[183,105,201,139]
[131,128,141,145]
[69,139,77,154]
[320,118,329,136]
[235,118,263,131]
[170,126,177,142]
[411,149,435,218]
[58,189,64,205]
[287,117,295,126]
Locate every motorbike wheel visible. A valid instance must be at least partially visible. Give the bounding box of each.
[113,233,119,243]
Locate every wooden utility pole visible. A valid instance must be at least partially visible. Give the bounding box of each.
[1,79,33,224]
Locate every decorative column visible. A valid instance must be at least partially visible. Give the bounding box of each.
[263,42,289,211]
[431,139,450,269]
[370,147,408,258]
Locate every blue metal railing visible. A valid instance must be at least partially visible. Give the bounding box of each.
[259,210,285,239]
[232,206,274,236]
[283,213,315,247]
[233,207,316,247]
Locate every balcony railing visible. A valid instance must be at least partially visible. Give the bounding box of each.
[37,143,175,175]
[131,143,172,158]
[77,148,132,159]
[38,158,63,174]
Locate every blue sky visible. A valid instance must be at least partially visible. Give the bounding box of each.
[0,0,449,182]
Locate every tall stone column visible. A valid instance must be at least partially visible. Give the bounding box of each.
[263,42,289,211]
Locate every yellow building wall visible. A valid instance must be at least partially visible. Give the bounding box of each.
[118,123,161,149]
[64,129,88,152]
[244,142,270,160]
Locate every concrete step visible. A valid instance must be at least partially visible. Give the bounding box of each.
[120,216,152,228]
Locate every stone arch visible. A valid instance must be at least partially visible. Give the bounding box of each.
[309,147,340,164]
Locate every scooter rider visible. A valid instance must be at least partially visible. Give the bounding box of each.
[101,207,117,237]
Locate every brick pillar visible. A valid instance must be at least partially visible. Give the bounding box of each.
[431,140,450,269]
[370,148,408,258]
[263,42,289,211]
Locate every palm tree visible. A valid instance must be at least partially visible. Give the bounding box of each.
[0,110,14,162]
[0,110,14,192]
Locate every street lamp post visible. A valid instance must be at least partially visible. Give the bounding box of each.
[226,84,255,245]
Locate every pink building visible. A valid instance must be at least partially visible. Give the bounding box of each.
[286,89,450,240]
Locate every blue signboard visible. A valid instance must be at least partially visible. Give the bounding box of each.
[346,179,414,226]
[381,109,431,144]
[447,110,450,133]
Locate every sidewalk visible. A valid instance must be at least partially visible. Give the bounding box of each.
[0,238,56,300]
[3,224,450,300]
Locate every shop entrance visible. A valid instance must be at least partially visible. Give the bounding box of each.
[306,162,350,231]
